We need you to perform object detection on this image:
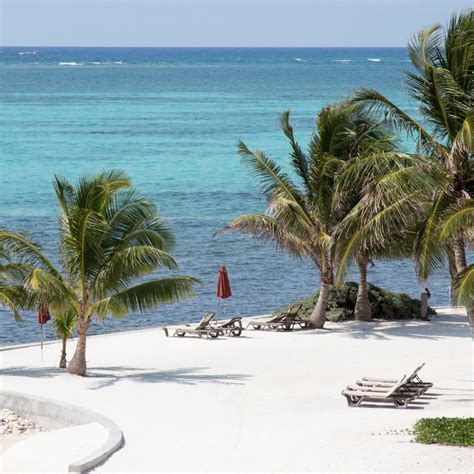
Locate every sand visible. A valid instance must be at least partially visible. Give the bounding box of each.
[0,308,472,472]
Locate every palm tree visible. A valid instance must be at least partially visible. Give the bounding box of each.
[53,312,77,369]
[220,105,397,327]
[0,244,31,321]
[345,10,474,330]
[438,200,474,308]
[0,170,199,375]
[333,151,424,320]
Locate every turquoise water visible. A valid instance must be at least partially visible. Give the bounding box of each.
[0,47,451,345]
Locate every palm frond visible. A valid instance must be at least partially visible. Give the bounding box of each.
[96,276,200,317]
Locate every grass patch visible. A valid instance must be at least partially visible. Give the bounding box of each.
[413,417,474,447]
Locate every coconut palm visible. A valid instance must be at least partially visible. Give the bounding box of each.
[344,10,474,329]
[220,105,398,326]
[0,244,31,321]
[0,170,199,375]
[438,200,474,307]
[53,312,77,369]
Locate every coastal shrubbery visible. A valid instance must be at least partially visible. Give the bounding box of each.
[413,417,474,447]
[274,282,436,322]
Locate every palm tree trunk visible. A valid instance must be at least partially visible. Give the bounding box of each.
[67,318,89,376]
[354,259,372,321]
[467,300,474,339]
[59,338,67,369]
[452,238,473,336]
[453,238,467,272]
[309,276,329,329]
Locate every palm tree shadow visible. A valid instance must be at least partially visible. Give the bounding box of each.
[323,314,470,341]
[86,366,250,390]
[0,365,250,390]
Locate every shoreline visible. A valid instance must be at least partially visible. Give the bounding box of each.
[0,305,466,352]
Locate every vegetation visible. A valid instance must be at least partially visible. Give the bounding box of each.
[0,245,31,321]
[0,170,199,376]
[413,417,474,447]
[222,10,473,330]
[274,282,436,322]
[342,10,474,332]
[220,106,401,327]
[53,312,77,369]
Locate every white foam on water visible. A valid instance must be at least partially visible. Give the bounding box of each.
[367,58,381,62]
[18,51,38,56]
[334,59,351,63]
[58,62,83,66]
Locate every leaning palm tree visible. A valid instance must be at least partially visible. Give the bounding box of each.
[346,10,474,330]
[220,105,398,327]
[53,312,77,369]
[0,170,198,375]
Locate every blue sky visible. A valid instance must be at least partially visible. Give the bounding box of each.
[1,0,471,47]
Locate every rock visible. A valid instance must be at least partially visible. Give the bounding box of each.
[0,425,7,435]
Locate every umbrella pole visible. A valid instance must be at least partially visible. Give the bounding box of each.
[40,324,44,362]
[217,298,220,324]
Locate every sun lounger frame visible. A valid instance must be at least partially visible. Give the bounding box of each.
[342,376,416,408]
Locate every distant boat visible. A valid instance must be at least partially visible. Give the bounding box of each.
[367,58,381,62]
[18,50,38,56]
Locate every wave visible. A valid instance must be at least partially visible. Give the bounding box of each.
[58,62,83,66]
[294,58,307,62]
[367,58,381,62]
[334,59,351,63]
[113,61,124,64]
[18,51,38,56]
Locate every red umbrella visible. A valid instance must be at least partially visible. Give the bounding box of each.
[38,305,51,361]
[38,305,51,325]
[216,265,232,320]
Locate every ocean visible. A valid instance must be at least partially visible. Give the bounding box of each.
[0,47,453,345]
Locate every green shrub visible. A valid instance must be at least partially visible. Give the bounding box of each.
[413,418,474,447]
[274,282,436,321]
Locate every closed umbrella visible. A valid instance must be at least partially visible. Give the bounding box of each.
[216,265,232,322]
[38,305,51,361]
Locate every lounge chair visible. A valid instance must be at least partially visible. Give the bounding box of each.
[342,375,417,408]
[357,363,433,394]
[213,317,243,337]
[163,312,222,338]
[285,304,310,329]
[246,304,304,331]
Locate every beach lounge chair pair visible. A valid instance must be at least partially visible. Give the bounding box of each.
[341,363,433,408]
[246,304,309,331]
[163,312,242,338]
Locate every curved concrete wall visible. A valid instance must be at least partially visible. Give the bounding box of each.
[0,390,124,472]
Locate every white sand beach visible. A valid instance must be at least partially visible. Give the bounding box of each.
[0,308,473,472]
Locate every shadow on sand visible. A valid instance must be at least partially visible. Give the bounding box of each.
[0,365,251,390]
[295,314,470,341]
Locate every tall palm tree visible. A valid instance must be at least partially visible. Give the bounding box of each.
[220,105,397,327]
[344,10,474,330]
[0,170,199,375]
[53,312,77,369]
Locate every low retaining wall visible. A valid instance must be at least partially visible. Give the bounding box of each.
[0,390,124,472]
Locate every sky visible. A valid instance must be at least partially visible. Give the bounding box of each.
[1,0,471,47]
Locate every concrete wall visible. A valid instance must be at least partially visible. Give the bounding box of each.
[0,390,124,472]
